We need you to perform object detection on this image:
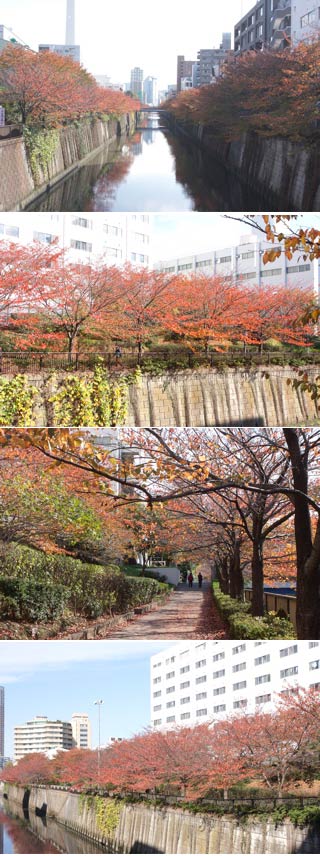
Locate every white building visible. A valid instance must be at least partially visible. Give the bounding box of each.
[14,716,73,762]
[154,232,319,296]
[150,640,320,729]
[71,713,91,749]
[0,213,152,267]
[143,76,158,106]
[181,77,193,91]
[291,0,320,43]
[38,44,80,62]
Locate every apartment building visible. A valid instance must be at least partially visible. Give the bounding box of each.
[154,233,319,296]
[14,716,73,762]
[291,0,320,43]
[177,56,195,92]
[0,213,152,267]
[150,640,320,728]
[71,713,91,749]
[234,0,291,54]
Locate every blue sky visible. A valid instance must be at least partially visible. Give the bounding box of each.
[1,0,246,88]
[0,641,172,757]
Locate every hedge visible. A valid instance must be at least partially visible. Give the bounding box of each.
[0,577,68,621]
[212,583,296,639]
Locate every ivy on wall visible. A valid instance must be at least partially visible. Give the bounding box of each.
[50,363,129,426]
[79,795,122,839]
[0,376,37,426]
[23,127,59,184]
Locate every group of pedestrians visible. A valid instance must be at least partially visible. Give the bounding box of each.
[187,571,203,589]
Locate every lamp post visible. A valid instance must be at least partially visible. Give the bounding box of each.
[94,699,104,783]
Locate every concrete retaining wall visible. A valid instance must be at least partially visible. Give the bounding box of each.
[2,365,319,427]
[6,785,320,853]
[0,113,135,211]
[168,117,320,211]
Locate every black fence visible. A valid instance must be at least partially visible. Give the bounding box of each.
[1,347,319,375]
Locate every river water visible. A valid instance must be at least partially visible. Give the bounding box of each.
[26,113,267,212]
[0,801,110,854]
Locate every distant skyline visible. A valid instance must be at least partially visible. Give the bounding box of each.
[0,641,171,757]
[1,0,247,89]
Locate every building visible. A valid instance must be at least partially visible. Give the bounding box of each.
[14,716,73,762]
[0,214,152,268]
[181,76,193,91]
[0,687,4,757]
[150,641,320,729]
[234,0,292,54]
[143,76,158,106]
[0,24,27,53]
[71,713,91,749]
[291,0,320,43]
[38,44,80,62]
[177,56,195,92]
[130,67,143,100]
[154,232,319,296]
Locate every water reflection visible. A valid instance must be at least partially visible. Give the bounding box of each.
[26,113,271,213]
[0,801,110,854]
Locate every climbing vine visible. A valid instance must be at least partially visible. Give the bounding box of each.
[50,362,129,426]
[0,375,37,426]
[78,795,122,839]
[23,127,59,184]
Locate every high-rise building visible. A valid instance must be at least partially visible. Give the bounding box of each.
[66,0,75,44]
[154,232,319,296]
[0,214,152,268]
[177,56,195,92]
[234,0,292,54]
[71,713,92,749]
[143,76,158,106]
[150,641,320,729]
[14,716,73,762]
[290,0,316,43]
[0,687,4,757]
[130,67,144,100]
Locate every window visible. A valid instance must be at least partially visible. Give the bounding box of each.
[1,224,20,237]
[260,268,281,277]
[181,712,190,720]
[280,666,298,678]
[166,671,175,679]
[180,665,190,674]
[301,8,318,26]
[178,263,193,271]
[166,686,175,694]
[280,645,298,658]
[196,692,207,700]
[34,231,54,244]
[195,659,206,669]
[232,662,246,673]
[73,217,92,228]
[180,681,190,689]
[213,652,225,662]
[153,691,161,698]
[70,240,92,252]
[213,686,225,696]
[233,699,247,709]
[232,644,246,654]
[236,271,256,280]
[196,708,207,717]
[212,669,225,679]
[180,697,190,705]
[311,682,320,689]
[153,719,162,725]
[153,677,161,684]
[256,693,271,705]
[166,701,175,709]
[166,657,175,665]
[286,264,311,273]
[216,255,231,263]
[196,675,207,684]
[166,716,175,723]
[233,681,246,691]
[213,704,226,713]
[309,641,319,648]
[255,655,270,665]
[164,266,175,273]
[309,660,320,671]
[255,674,271,685]
[241,251,255,259]
[195,259,212,268]
[153,705,161,711]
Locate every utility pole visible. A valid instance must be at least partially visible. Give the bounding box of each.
[94,699,104,783]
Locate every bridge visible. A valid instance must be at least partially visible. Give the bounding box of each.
[138,107,166,113]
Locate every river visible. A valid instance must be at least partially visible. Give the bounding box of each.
[0,800,110,854]
[26,113,267,212]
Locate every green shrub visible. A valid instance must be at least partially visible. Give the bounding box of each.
[0,578,67,621]
[212,583,296,639]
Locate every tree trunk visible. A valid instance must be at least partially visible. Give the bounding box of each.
[283,428,320,638]
[229,540,244,600]
[251,536,264,617]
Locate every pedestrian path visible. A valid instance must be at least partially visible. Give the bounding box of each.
[103,580,228,639]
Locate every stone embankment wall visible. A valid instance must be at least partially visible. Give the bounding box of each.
[0,113,135,211]
[12,365,318,427]
[167,116,320,211]
[6,785,320,854]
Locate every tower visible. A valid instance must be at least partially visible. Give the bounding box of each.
[66,0,75,45]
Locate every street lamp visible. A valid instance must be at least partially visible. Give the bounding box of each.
[94,699,104,783]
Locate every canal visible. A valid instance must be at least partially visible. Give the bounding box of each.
[26,113,267,212]
[0,800,110,854]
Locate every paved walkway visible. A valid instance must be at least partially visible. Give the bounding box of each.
[102,581,228,639]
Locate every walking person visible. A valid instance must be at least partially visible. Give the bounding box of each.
[187,572,194,589]
[197,572,203,589]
